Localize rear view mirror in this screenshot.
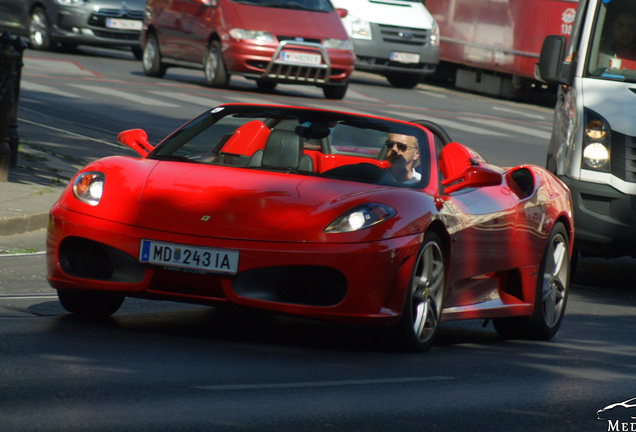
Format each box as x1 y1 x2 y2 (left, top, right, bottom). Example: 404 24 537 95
117 129 154 158
536 35 573 86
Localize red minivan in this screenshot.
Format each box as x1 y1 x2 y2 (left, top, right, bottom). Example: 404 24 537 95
141 0 355 99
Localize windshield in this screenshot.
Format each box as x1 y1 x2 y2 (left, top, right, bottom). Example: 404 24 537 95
586 0 636 82
229 0 333 12
150 105 429 188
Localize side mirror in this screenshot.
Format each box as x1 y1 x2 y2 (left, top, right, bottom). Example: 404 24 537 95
441 165 503 194
536 35 573 86
117 129 154 158
336 8 348 18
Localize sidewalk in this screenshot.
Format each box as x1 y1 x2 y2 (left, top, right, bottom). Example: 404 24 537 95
0 117 87 250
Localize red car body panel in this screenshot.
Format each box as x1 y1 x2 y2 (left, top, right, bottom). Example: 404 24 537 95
142 0 354 83
46 105 573 329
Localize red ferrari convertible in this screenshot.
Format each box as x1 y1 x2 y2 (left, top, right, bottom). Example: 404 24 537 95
46 104 573 351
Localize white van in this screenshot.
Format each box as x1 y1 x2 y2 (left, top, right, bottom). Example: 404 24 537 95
331 0 440 88
537 0 636 260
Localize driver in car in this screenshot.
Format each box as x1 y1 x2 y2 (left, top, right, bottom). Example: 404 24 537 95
384 133 421 184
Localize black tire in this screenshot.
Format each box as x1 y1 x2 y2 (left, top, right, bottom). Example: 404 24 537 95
131 46 143 61
256 80 277 91
323 81 348 100
386 73 423 89
393 232 445 352
204 40 229 88
58 290 125 317
493 222 570 340
142 32 167 78
28 7 52 51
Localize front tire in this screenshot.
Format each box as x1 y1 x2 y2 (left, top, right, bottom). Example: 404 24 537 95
493 222 569 340
394 232 445 352
204 40 229 88
323 81 348 100
29 7 52 51
58 290 125 317
386 73 423 89
142 32 167 78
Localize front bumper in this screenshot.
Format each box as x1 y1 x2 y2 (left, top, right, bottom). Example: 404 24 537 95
223 40 354 85
47 205 421 325
561 175 636 257
50 5 143 48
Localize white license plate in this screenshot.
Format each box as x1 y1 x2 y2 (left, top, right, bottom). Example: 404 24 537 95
390 51 420 64
106 18 143 31
139 240 239 275
279 51 321 65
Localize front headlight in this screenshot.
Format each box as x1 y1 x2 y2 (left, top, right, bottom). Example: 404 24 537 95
582 109 611 172
72 172 105 206
228 29 274 43
346 15 372 40
323 38 353 51
324 203 396 233
55 0 83 6
430 20 440 47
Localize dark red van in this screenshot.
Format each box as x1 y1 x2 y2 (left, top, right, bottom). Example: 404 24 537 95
141 0 355 99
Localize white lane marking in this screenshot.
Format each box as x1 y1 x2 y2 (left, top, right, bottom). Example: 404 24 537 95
18 118 123 149
463 118 552 140
21 80 86 99
68 84 180 107
193 376 455 391
416 89 448 99
0 251 46 257
147 91 222 107
0 294 57 299
492 106 546 119
384 111 511 136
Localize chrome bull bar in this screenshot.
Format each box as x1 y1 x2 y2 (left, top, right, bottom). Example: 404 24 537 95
263 40 331 84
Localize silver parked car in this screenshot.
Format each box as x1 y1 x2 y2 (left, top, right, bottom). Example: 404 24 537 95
0 0 146 58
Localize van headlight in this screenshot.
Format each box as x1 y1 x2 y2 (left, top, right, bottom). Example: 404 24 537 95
582 109 610 172
430 20 440 47
324 203 395 233
345 15 372 40
72 172 105 206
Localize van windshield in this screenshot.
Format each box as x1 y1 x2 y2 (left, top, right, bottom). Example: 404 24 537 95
586 0 636 82
229 0 333 12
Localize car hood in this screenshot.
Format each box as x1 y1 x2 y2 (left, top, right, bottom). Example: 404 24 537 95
228 2 349 41
137 162 385 239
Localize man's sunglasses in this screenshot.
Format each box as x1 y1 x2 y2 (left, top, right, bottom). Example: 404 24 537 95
385 140 416 152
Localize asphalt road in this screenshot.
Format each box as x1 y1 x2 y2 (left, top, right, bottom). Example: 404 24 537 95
1 45 635 432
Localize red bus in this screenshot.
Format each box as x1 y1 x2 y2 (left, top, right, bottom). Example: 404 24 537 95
425 0 578 97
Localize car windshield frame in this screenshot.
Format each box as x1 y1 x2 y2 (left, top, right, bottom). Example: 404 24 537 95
150 105 430 189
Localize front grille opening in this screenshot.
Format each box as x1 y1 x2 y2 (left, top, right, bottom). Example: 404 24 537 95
581 193 611 215
59 237 145 283
60 237 113 280
232 266 347 307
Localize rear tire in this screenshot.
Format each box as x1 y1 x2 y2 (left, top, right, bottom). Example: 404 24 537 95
493 222 569 340
142 32 167 78
256 80 277 91
58 290 125 317
393 232 445 352
131 46 143 61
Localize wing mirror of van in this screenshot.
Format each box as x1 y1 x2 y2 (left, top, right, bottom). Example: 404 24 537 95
535 35 573 86
336 8 348 18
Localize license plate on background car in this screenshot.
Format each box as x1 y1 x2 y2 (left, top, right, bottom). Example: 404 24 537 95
139 240 239 274
279 51 322 65
390 51 420 64
106 18 143 31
